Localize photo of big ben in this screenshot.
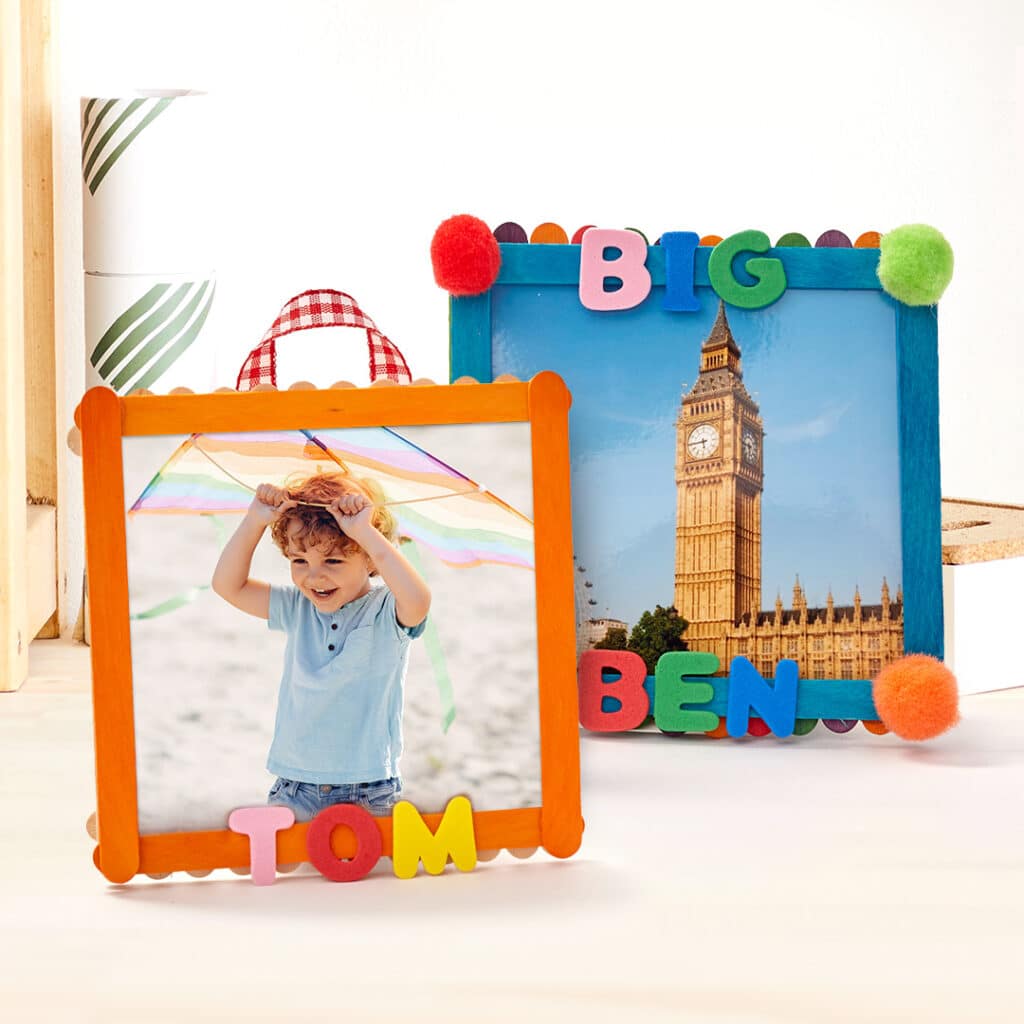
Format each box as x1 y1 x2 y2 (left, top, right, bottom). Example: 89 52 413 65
490 281 905 680
675 302 903 679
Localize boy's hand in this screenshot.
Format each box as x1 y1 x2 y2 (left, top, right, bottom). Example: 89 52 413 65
328 492 375 539
248 483 296 526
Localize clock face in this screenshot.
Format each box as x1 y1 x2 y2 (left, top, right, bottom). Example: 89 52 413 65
742 429 760 465
687 423 720 459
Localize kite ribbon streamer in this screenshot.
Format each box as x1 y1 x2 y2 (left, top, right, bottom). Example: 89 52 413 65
131 585 209 621
404 540 456 733
128 515 228 621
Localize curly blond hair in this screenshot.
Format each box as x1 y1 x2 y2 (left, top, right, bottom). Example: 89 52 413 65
269 471 396 567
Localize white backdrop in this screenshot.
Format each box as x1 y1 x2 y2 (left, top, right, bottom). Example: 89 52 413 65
54 0 1023 633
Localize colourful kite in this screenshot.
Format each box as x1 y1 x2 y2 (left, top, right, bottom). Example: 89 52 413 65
129 426 534 572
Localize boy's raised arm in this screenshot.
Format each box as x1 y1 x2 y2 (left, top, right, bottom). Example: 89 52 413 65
330 494 431 629
212 485 293 620
364 540 432 629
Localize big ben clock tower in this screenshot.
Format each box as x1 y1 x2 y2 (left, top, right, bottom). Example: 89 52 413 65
675 301 764 664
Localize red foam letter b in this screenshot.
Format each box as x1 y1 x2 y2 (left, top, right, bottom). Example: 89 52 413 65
578 649 649 732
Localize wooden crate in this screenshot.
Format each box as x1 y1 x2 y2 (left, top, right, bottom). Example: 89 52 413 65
942 498 1024 695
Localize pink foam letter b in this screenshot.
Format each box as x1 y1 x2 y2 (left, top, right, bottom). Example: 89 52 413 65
578 228 652 311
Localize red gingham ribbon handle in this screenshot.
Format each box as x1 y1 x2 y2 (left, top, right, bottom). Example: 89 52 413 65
235 289 412 391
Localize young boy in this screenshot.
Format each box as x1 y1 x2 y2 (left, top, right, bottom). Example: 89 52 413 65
212 471 430 821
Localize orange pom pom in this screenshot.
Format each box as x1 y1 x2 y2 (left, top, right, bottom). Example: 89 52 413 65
872 654 959 741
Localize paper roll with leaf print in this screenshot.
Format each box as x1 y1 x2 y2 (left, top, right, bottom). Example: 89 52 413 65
85 272 217 394
81 91 214 274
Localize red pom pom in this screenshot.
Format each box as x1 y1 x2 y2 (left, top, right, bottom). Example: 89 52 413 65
872 654 959 741
430 215 501 296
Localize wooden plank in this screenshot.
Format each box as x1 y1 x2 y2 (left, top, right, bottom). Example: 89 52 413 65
1 0 30 691
21 0 59 637
27 503 56 636
941 497 1024 564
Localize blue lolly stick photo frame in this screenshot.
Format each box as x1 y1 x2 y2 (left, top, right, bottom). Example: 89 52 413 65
449 236 943 735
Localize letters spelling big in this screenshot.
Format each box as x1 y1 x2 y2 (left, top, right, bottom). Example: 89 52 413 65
577 229 788 312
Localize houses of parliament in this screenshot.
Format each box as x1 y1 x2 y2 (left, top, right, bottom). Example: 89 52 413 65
674 302 903 679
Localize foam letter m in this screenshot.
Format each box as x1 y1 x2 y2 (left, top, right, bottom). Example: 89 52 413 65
392 796 478 879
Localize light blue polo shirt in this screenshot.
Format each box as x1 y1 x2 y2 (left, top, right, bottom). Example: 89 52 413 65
266 583 426 784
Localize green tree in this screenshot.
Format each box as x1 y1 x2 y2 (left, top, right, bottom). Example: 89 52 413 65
593 626 628 652
627 605 689 674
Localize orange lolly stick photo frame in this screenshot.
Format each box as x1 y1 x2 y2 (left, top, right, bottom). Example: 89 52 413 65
79 373 582 883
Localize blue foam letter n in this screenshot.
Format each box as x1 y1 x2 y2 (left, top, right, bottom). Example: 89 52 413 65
726 657 799 738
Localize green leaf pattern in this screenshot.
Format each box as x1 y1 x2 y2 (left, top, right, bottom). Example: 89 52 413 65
81 96 175 195
90 280 216 394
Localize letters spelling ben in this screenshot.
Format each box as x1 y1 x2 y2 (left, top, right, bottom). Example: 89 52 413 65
579 649 801 738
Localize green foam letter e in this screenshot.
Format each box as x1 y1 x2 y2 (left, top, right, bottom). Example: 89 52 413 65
654 651 720 732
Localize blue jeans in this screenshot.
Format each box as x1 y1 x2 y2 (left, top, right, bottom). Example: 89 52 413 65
267 776 402 822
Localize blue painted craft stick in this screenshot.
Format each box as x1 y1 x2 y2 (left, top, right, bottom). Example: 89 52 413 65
492 243 882 290
448 292 492 382
895 303 943 658
601 673 879 721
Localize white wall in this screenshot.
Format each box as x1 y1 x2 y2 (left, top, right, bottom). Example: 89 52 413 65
53 0 1023 633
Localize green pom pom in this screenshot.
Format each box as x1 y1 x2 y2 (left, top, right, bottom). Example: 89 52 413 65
877 224 954 306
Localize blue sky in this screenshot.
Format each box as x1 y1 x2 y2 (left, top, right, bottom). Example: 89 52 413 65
492 284 902 627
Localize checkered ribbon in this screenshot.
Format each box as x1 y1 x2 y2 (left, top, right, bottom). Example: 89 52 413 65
235 289 412 390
